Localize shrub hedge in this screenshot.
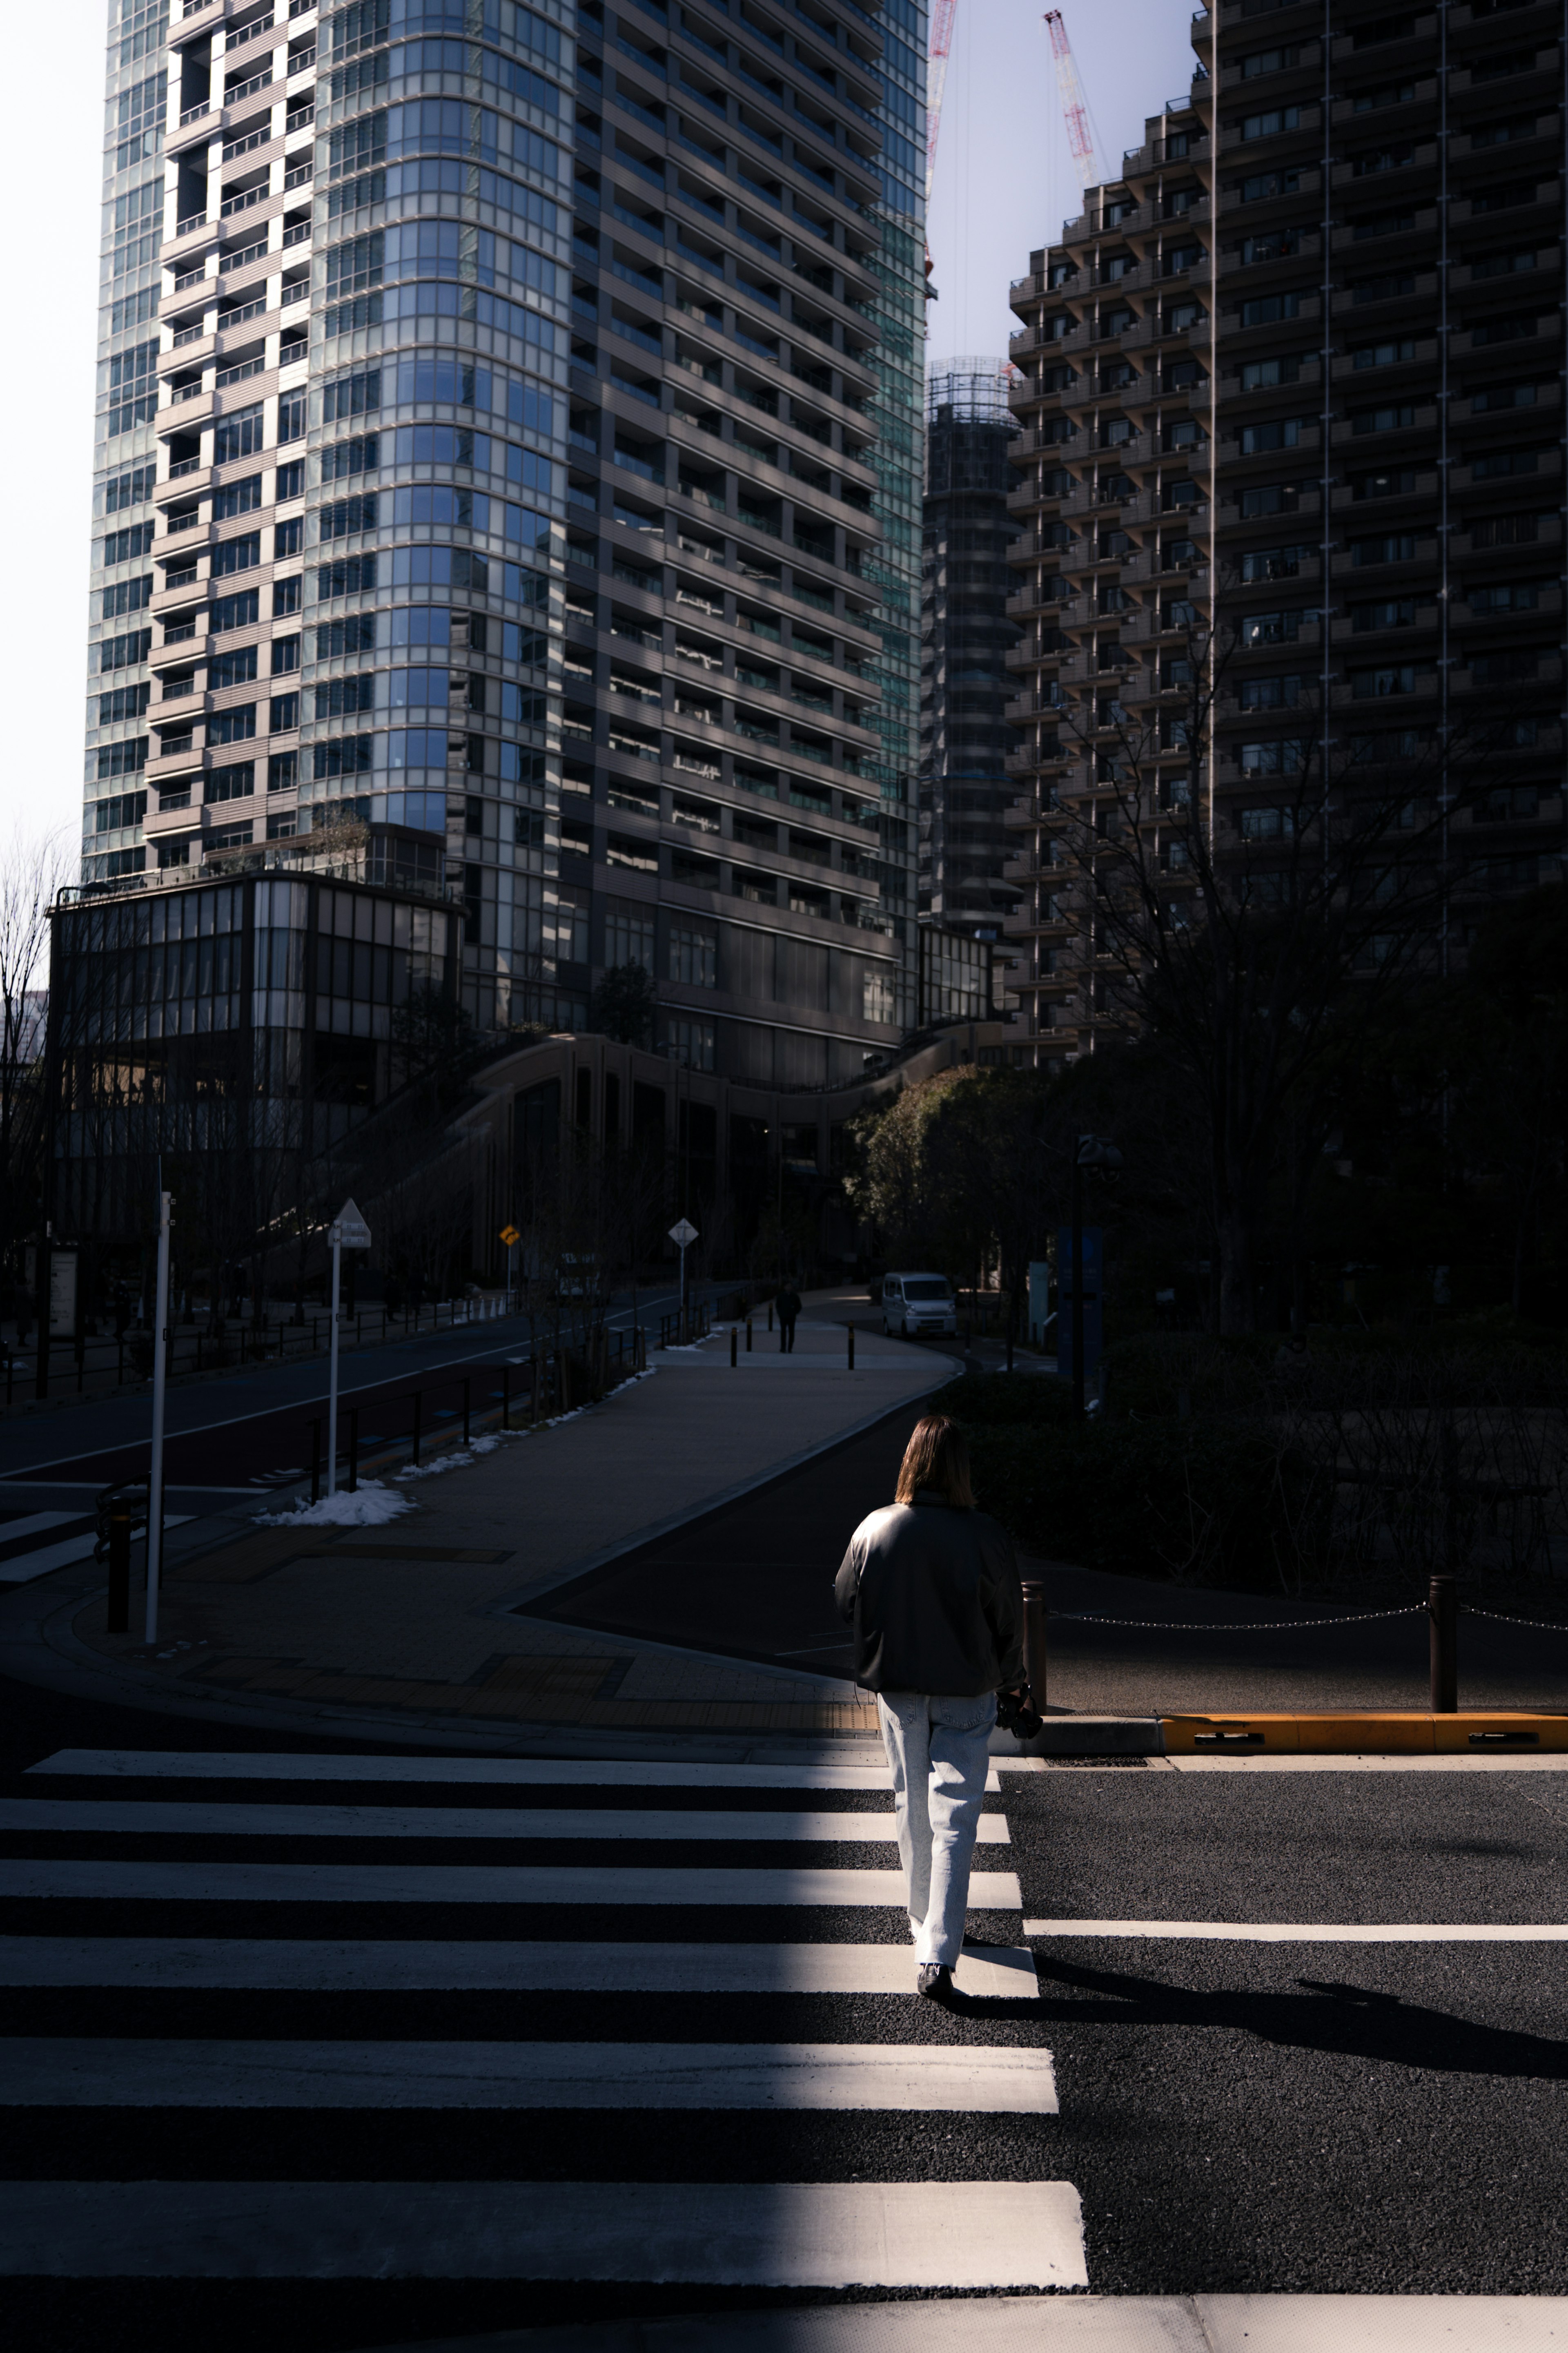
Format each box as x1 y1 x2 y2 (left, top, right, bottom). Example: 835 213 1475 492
962 1420 1312 1590
927 1372 1076 1428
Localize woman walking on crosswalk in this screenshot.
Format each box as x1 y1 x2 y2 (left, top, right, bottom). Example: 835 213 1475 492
834 1412 1026 2001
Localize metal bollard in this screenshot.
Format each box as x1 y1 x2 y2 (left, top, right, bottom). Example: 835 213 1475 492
310 1418 322 1505
348 1407 359 1494
847 1324 855 1372
411 1389 423 1467
1006 1330 1014 1374
1430 1574 1458 1713
502 1365 512 1431
731 1326 738 1367
462 1376 471 1448
767 1301 773 1332
746 1319 753 1352
1020 1577 1048 1724
106 1497 132 1635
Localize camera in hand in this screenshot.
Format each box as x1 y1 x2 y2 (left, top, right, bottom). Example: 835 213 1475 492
996 1686 1043 1743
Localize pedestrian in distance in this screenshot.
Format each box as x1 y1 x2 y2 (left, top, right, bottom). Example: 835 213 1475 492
775 1281 802 1354
834 1412 1026 2002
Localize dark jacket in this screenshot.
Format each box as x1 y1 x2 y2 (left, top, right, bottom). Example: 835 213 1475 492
834 1490 1024 1696
775 1287 802 1323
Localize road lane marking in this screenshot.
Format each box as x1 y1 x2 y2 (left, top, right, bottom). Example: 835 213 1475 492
0 1518 194 1586
0 1935 1041 1996
1167 1754 1568 1773
0 2179 1088 2286
0 1799 1009 1845
0 1859 1024 1907
1025 1919 1568 1941
29 1751 995 1791
0 2039 1058 2113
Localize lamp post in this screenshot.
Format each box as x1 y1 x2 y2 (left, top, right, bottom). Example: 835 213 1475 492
1070 1133 1122 1421
144 1187 172 1643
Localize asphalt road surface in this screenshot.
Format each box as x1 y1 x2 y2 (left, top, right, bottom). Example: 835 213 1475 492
0 1657 1564 2349
520 1397 930 1673
0 1290 697 1589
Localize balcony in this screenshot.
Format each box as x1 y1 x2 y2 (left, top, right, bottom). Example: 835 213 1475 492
223 12 276 52
223 68 274 110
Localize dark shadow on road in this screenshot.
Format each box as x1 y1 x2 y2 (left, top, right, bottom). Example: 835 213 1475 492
1031 1951 1568 2078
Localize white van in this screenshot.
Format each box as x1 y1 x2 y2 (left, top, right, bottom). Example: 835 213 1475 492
880 1272 958 1340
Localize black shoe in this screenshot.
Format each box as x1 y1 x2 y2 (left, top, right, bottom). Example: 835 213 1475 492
916 1963 953 2001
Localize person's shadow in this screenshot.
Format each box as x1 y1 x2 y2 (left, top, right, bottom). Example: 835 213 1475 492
984 1950 1568 2079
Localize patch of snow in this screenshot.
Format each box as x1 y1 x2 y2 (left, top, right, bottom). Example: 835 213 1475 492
256 1480 416 1528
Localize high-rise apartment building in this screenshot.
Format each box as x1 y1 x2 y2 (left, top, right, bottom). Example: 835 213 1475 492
84 0 926 1089
559 0 924 1086
918 355 1020 1023
1002 0 1564 1065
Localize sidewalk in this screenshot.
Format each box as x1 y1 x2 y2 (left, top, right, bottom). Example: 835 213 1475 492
33 1306 954 1744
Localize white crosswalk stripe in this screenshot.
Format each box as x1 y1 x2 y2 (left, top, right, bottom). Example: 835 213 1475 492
0 2037 1058 2112
0 1744 1079 2299
0 2180 1089 2288
29 1749 1004 1791
0 1798 1012 1844
0 1858 1025 1905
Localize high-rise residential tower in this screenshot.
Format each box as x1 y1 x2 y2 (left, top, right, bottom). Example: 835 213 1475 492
559 0 924 1085
84 0 926 1086
918 355 1020 1023
89 0 575 1033
1002 0 1565 1066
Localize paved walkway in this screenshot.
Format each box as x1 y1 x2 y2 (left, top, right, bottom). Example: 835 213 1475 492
31 1305 953 1744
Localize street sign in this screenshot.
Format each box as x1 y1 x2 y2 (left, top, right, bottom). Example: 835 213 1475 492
334 1196 372 1250
668 1218 699 1248
499 1223 520 1248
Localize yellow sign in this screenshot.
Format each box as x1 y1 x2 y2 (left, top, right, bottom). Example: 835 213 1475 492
499 1224 521 1248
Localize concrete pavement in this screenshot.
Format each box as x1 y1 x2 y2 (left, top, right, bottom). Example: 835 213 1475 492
12 1306 955 1744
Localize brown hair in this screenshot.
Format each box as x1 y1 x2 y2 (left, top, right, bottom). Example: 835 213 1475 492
895 1414 975 1509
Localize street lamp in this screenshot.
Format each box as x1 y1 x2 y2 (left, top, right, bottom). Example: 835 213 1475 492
1069 1133 1122 1421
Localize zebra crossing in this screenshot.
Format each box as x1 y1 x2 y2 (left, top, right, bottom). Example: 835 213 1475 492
0 1744 1087 2317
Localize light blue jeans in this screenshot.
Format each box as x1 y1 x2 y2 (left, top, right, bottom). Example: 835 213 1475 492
875 1689 996 1967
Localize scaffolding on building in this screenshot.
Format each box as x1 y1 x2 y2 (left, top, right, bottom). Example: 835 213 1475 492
925 357 1018 426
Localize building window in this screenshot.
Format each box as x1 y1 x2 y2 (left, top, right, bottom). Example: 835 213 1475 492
666 1018 715 1071
863 968 895 1024
606 899 655 969
669 922 717 988
555 890 591 963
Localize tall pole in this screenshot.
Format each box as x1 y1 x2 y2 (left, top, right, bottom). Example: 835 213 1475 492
144 1187 172 1644
1071 1146 1085 1422
327 1225 342 1497
679 1236 688 1336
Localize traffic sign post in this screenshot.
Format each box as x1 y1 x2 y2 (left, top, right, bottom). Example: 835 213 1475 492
668 1217 698 1337
500 1222 520 1310
327 1198 372 1498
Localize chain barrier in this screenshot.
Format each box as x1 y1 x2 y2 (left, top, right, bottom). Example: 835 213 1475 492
1461 1605 1568 1636
1047 1604 1427 1634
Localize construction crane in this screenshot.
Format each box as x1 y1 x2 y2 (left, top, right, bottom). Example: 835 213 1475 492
925 0 958 206
1043 9 1098 187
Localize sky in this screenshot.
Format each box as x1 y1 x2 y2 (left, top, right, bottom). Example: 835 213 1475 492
1 0 1203 863
923 0 1202 366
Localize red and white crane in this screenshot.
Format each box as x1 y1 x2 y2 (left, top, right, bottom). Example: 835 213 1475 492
925 0 959 205
1043 9 1098 187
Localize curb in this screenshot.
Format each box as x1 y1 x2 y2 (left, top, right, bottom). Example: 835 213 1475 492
1162 1710 1568 1755
1020 1711 1568 1757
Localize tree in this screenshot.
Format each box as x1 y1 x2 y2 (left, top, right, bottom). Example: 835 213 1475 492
1447 885 1568 1316
590 961 657 1048
842 1068 971 1267
0 827 68 1289
1038 597 1505 1330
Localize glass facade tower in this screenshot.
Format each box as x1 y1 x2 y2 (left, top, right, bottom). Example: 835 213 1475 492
84 0 925 1079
